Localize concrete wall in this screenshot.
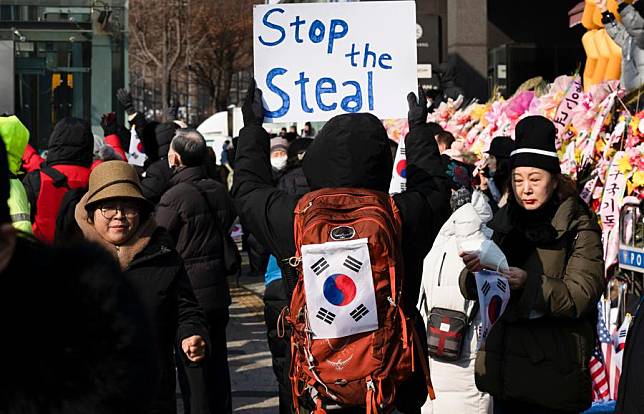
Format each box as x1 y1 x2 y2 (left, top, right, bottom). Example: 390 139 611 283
91 33 112 135
0 41 14 114
447 0 488 100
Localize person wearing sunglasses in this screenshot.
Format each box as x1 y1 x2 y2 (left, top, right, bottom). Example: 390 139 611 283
75 160 209 414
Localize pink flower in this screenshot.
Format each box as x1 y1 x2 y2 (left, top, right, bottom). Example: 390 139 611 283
505 91 534 120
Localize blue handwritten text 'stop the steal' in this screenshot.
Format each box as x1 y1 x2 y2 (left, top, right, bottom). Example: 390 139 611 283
257 7 395 119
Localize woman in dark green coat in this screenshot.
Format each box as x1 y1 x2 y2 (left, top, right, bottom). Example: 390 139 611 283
460 116 605 414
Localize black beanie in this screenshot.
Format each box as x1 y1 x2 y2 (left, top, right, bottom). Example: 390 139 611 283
487 136 515 159
511 115 561 173
0 139 10 224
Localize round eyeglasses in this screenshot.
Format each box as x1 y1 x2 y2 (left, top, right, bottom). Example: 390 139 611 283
99 204 139 220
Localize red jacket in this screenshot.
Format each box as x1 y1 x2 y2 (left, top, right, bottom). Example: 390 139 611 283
104 133 127 161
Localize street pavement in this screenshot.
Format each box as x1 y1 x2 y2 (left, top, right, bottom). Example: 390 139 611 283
228 279 280 413
177 274 279 413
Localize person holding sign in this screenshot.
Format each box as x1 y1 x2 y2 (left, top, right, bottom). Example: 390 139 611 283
459 116 604 414
232 80 450 413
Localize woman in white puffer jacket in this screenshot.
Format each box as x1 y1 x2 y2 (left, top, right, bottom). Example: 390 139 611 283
418 190 493 414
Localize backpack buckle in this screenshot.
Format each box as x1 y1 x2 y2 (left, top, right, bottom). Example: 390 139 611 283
287 256 302 267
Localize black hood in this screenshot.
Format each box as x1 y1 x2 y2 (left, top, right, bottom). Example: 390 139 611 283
155 122 178 158
46 117 93 167
303 113 392 192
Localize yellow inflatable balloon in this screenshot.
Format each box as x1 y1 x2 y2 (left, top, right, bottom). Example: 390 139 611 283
583 0 599 30
593 3 604 27
607 0 620 21
592 29 610 85
583 30 599 89
603 29 622 81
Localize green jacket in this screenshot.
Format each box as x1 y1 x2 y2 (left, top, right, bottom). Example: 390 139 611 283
460 196 604 411
0 116 32 233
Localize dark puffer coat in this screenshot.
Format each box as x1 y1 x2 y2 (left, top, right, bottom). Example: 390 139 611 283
460 196 604 412
156 165 236 313
122 227 209 413
232 113 451 412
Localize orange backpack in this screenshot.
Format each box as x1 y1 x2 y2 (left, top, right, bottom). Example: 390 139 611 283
285 188 434 413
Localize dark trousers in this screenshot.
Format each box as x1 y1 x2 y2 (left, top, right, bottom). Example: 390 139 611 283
493 398 578 414
177 309 232 414
264 279 293 414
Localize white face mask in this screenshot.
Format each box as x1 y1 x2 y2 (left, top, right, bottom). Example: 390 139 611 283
270 155 288 171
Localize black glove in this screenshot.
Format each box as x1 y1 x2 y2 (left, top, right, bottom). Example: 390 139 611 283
617 1 629 14
407 87 428 128
242 79 264 127
101 112 117 136
116 88 135 115
601 10 616 24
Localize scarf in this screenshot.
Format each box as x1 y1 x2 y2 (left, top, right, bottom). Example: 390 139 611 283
502 195 560 266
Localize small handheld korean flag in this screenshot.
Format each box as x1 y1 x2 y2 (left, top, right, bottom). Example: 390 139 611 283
389 137 406 194
126 127 147 167
475 270 510 349
301 238 378 339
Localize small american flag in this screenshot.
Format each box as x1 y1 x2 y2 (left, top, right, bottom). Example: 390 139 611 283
590 345 610 401
597 300 619 400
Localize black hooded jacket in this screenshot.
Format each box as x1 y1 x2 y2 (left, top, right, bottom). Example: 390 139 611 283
140 122 177 203
45 117 94 167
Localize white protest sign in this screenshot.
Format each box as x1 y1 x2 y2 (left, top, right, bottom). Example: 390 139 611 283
253 1 417 123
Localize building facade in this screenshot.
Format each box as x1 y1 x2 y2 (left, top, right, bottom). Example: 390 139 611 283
0 0 128 150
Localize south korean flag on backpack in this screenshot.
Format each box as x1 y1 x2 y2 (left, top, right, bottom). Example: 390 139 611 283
301 238 378 339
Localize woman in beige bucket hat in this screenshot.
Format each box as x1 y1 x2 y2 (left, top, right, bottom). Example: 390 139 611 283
75 160 209 413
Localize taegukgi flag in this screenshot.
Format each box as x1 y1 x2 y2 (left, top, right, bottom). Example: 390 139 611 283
475 270 510 349
126 127 147 167
301 238 378 339
389 136 406 194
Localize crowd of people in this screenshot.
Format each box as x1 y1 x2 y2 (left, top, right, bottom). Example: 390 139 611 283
0 79 641 414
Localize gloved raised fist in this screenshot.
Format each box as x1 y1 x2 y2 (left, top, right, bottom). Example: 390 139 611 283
407 87 428 128
116 88 135 115
100 112 117 136
242 79 264 127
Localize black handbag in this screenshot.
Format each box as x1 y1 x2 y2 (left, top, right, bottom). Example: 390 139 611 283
187 181 241 275
427 303 479 361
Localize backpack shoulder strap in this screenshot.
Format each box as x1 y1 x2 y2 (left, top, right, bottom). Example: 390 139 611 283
40 164 70 189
